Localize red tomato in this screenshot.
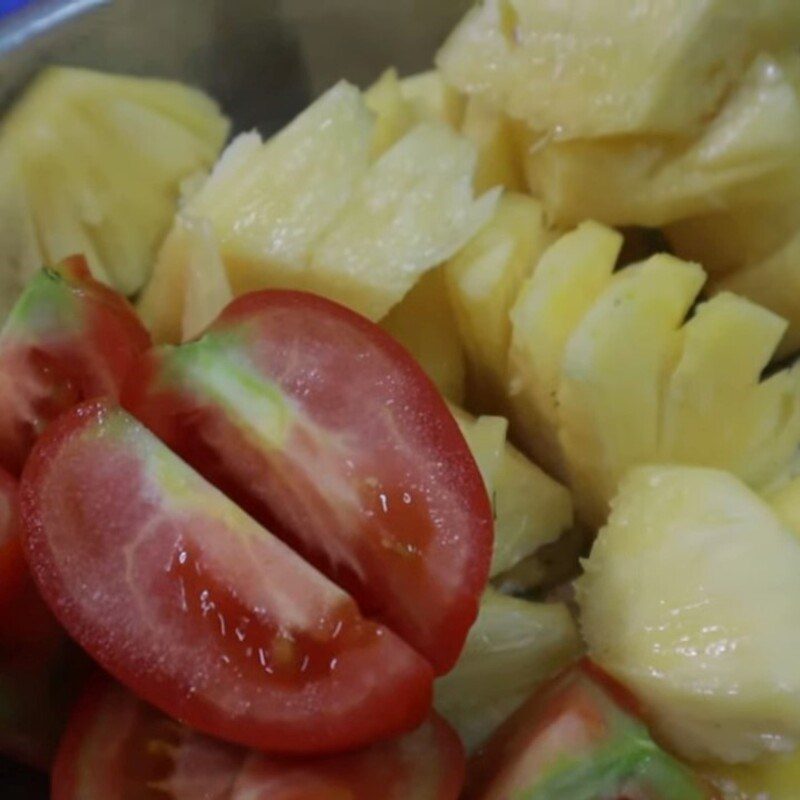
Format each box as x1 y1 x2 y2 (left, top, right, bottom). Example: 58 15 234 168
466 660 714 800
21 399 433 755
53 679 464 800
0 256 150 476
124 290 493 673
0 467 26 611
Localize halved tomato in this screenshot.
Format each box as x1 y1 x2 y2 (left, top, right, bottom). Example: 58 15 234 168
124 290 493 673
53 679 465 800
0 257 150 476
21 399 433 755
466 660 714 800
0 467 26 613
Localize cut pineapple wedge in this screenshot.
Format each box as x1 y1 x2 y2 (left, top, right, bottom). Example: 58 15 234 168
451 405 573 576
0 66 228 300
461 98 525 194
435 588 580 752
510 235 800 528
141 83 496 340
437 0 800 138
381 268 466 403
398 70 465 129
700 748 800 799
578 465 800 763
445 192 551 408
521 53 800 228
364 69 415 158
310 122 499 320
508 221 622 481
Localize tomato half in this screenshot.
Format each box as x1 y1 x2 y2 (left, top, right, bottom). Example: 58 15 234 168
0 257 150 476
21 399 433 754
0 467 26 612
53 679 464 800
466 660 714 800
124 290 493 673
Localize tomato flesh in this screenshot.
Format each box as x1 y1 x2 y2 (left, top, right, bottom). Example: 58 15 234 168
124 290 493 673
53 679 465 800
466 661 714 800
0 257 150 476
21 399 433 754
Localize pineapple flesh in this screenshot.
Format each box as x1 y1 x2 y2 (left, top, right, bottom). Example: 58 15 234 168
578 465 800 763
0 66 229 302
451 405 574 577
141 83 496 339
437 0 800 138
509 233 800 528
445 192 552 410
434 588 581 752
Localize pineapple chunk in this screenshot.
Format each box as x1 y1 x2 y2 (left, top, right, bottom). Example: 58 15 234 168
662 293 800 489
461 98 525 194
578 465 800 763
0 66 228 297
437 0 800 138
766 473 800 538
364 69 415 158
381 269 466 403
399 70 465 129
452 406 573 576
559 255 704 526
192 83 374 296
434 588 580 752
310 122 499 320
717 232 800 359
508 222 622 481
445 192 551 409
701 749 800 799
521 53 800 227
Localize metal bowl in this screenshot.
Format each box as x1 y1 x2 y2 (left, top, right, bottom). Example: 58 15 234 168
0 0 468 794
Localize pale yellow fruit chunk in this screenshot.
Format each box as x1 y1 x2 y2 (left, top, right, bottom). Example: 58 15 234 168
523 54 800 228
559 255 704 527
381 269 466 403
435 588 580 752
461 98 525 194
399 70 465 129
445 192 551 408
701 747 800 799
578 465 800 763
310 122 499 320
0 66 228 297
662 293 800 489
437 0 800 138
508 221 621 480
364 69 415 158
451 406 573 576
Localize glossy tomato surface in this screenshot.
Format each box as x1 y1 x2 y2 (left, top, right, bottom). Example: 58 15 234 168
21 399 432 755
124 290 493 674
53 679 465 800
0 257 150 476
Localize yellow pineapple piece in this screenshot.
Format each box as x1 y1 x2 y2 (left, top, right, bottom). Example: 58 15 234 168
399 70 465 129
578 466 800 763
700 747 800 799
0 66 228 297
381 269 466 403
364 69 415 158
435 588 580 752
559 255 704 527
437 0 800 138
520 53 800 228
662 293 800 488
445 192 551 409
452 406 573 576
461 98 525 194
310 122 498 320
508 222 622 480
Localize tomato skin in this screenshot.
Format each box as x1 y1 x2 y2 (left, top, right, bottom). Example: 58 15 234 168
0 257 150 476
53 678 464 800
22 399 433 755
124 289 493 674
